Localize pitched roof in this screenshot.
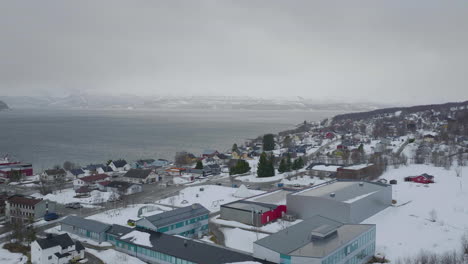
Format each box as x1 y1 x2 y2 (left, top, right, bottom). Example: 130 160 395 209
124 169 152 179
75 186 91 194
36 233 75 250
60 215 111 233
80 174 109 183
112 159 128 168
84 164 105 171
117 227 265 264
7 195 42 206
141 203 209 228
101 166 113 172
45 169 66 176
69 169 85 176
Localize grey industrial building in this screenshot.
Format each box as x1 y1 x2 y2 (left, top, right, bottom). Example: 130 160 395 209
253 215 376 264
220 200 285 227
60 215 111 243
287 180 392 223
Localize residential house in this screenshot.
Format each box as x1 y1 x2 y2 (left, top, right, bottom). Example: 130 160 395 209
83 164 105 174
202 149 219 158
74 186 91 196
165 167 186 176
68 169 86 179
423 134 436 143
31 233 85 264
205 164 221 175
105 181 142 195
136 203 210 238
109 160 130 172
134 159 171 169
96 166 114 175
123 169 158 184
336 164 379 180
60 215 111 243
5 195 56 223
73 174 110 190
41 169 69 182
253 215 376 264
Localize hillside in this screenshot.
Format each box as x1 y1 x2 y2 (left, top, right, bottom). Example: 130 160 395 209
332 100 468 122
0 100 9 111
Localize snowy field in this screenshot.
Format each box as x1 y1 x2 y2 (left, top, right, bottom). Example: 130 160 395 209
156 185 264 212
221 227 268 253
32 188 118 206
363 164 468 260
0 244 27 264
86 204 171 225
87 248 146 264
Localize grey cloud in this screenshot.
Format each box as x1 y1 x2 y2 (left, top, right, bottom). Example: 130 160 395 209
0 0 467 105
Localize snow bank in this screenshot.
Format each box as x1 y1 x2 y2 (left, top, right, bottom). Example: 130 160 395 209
0 243 28 264
32 188 118 206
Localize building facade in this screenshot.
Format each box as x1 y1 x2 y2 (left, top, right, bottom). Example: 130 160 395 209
60 215 111 243
287 180 391 224
253 216 376 264
136 203 210 238
220 200 286 227
5 195 56 223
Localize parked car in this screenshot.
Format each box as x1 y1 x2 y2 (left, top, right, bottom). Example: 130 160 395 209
44 212 59 221
65 202 83 209
127 219 136 227
389 180 397 185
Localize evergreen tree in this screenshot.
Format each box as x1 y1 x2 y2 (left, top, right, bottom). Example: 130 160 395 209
230 159 250 175
286 153 292 172
263 134 275 151
232 143 239 153
278 159 287 173
195 160 203 169
258 152 276 177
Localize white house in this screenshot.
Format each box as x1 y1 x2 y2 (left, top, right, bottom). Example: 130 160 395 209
31 233 85 264
41 169 72 182
122 169 158 184
73 174 110 190
109 160 130 172
105 181 142 195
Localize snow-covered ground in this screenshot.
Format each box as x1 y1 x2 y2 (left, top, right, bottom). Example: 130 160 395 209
363 164 468 260
0 244 28 264
86 204 171 225
87 248 146 264
32 188 118 207
280 175 329 186
221 227 268 253
156 185 264 212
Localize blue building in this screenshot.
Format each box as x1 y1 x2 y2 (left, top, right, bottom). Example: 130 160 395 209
253 215 376 264
136 203 209 238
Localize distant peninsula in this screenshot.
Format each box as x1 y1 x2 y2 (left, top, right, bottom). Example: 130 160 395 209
0 100 9 111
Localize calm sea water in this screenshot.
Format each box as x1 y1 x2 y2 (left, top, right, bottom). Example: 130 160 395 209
0 108 339 171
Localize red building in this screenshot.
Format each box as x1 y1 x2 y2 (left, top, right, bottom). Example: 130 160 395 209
404 173 435 184
0 163 34 179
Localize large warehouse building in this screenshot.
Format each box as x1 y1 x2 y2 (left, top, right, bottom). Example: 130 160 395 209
287 180 392 223
253 215 376 264
220 200 287 227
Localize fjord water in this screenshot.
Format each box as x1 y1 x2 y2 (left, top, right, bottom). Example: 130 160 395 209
0 108 339 171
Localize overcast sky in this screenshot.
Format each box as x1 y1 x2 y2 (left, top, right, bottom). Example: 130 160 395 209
1 1 467 105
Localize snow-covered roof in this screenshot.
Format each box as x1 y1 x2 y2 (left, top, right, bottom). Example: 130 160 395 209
311 165 342 172
121 230 152 247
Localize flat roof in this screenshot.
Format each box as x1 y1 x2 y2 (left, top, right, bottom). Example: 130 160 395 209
222 200 277 213
247 189 293 205
254 215 374 258
141 203 209 228
292 180 388 203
